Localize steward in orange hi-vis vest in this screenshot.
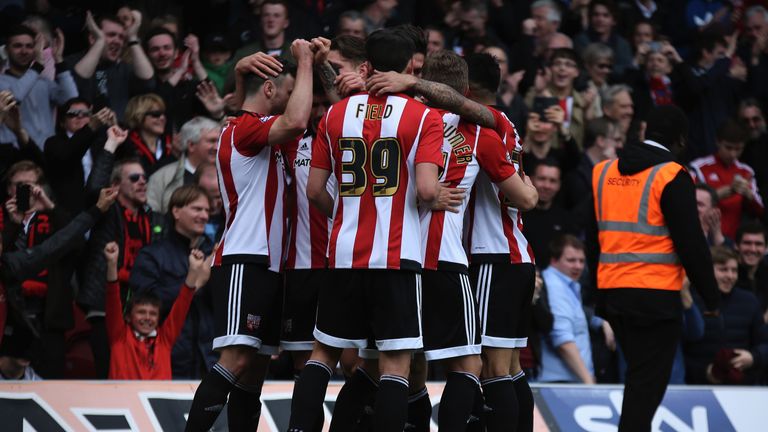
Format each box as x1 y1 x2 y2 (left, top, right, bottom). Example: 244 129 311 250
592 159 685 291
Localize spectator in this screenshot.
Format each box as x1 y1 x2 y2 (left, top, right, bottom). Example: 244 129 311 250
696 184 727 247
521 102 580 174
525 160 576 266
690 119 764 239
44 100 116 215
482 45 528 132
623 40 685 121
539 235 598 383
68 11 154 119
337 10 367 39
119 93 175 174
0 90 43 177
574 0 633 76
562 117 623 213
194 162 223 243
684 246 768 385
234 1 293 62
738 99 768 208
425 26 445 54
0 24 77 148
105 241 212 380
629 18 656 56
601 84 635 142
530 0 563 57
76 129 163 378
740 6 768 111
525 48 587 148
734 222 768 317
362 0 400 35
144 27 210 132
669 280 705 384
147 116 219 214
201 34 234 96
0 332 41 381
581 43 614 120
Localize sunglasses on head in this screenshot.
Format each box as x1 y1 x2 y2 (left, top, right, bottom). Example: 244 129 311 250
144 110 165 118
66 109 92 118
128 173 148 183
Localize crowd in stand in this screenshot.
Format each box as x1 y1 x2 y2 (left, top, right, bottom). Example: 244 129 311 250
0 0 766 387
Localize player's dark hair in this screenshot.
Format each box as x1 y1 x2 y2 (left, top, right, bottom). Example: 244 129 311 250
144 26 177 51
365 29 415 73
126 292 162 316
331 35 366 66
394 24 427 55
716 118 749 143
466 53 501 96
549 234 585 261
422 50 468 94
6 25 36 40
243 55 296 96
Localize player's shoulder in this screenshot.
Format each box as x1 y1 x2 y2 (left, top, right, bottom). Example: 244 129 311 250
228 111 278 128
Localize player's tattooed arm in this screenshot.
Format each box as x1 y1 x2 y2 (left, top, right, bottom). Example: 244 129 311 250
366 71 496 128
315 61 341 103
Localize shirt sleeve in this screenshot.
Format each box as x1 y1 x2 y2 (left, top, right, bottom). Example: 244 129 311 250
415 109 445 168
159 284 195 346
232 114 280 157
545 277 577 348
105 280 126 344
475 128 517 183
311 111 333 171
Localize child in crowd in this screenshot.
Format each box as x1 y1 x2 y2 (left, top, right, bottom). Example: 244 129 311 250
103 241 211 379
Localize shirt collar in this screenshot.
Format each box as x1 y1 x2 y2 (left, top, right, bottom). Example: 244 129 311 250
184 157 196 174
133 329 157 340
547 266 581 294
644 139 669 152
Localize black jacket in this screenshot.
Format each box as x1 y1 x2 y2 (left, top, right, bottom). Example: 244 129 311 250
43 126 104 215
129 230 217 379
586 141 721 320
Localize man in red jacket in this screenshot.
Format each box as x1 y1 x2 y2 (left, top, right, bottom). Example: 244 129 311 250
103 241 211 380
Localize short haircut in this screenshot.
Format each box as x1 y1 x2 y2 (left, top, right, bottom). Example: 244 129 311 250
339 10 363 22
735 221 767 244
331 35 367 66
179 116 220 152
460 0 488 15
716 118 749 143
601 84 632 108
365 29 415 73
242 55 296 96
194 161 217 183
126 292 162 316
6 25 36 40
584 117 617 148
422 50 468 94
261 0 290 18
168 184 211 213
124 93 166 130
710 245 739 265
531 0 562 22
549 47 580 67
695 183 719 206
589 0 617 18
745 5 768 21
738 97 764 115
582 43 613 66
549 234 585 260
144 26 177 51
466 52 501 96
110 157 143 184
694 30 726 59
3 160 44 188
98 14 124 29
533 157 561 177
394 24 427 55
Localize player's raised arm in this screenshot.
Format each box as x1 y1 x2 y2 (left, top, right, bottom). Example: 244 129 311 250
268 39 315 146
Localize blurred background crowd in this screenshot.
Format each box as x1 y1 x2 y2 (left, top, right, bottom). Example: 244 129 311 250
0 0 766 386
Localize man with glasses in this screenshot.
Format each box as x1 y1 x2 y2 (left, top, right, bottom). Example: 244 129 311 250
738 99 768 208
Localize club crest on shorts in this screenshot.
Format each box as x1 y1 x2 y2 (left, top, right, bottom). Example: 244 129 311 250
246 314 262 331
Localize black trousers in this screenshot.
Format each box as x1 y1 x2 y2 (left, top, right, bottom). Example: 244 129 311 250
603 305 681 432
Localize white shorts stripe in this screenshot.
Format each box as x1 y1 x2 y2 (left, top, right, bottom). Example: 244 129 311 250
460 274 471 345
234 264 243 335
227 266 236 335
416 274 423 337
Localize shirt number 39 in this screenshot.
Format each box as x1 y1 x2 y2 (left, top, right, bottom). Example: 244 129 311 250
338 137 401 197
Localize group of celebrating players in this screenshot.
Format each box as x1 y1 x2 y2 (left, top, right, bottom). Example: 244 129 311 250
184 25 540 432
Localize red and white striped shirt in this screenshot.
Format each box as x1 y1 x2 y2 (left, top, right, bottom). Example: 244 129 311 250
312 93 444 271
284 133 336 270
421 111 517 271
466 107 534 264
214 112 294 272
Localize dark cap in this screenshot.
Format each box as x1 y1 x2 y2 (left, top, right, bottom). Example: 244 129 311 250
0 327 33 360
202 33 231 53
644 105 689 149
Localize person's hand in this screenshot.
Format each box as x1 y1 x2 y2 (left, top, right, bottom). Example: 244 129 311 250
336 72 366 97
85 11 104 40
104 125 129 152
196 80 225 118
752 30 768 59
96 186 118 212
89 107 116 130
0 90 16 124
533 67 551 94
430 183 466 213
125 10 142 40
311 37 331 65
729 57 747 81
532 270 544 304
522 173 534 188
31 185 55 211
602 320 616 351
52 28 65 63
522 18 536 36
222 92 240 112
706 363 721 384
503 70 525 96
4 197 26 224
3 104 23 134
185 34 201 64
680 277 694 309
103 241 119 264
730 349 754 370
544 105 565 128
366 70 418 97
235 52 283 78
186 249 214 289
581 85 597 109
724 29 739 58
660 41 682 64
290 39 314 64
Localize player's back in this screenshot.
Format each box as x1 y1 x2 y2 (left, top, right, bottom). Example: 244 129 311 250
312 92 443 270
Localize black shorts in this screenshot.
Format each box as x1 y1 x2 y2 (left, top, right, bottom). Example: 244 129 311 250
469 262 535 348
211 263 283 354
422 270 481 360
281 269 325 351
314 269 422 352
